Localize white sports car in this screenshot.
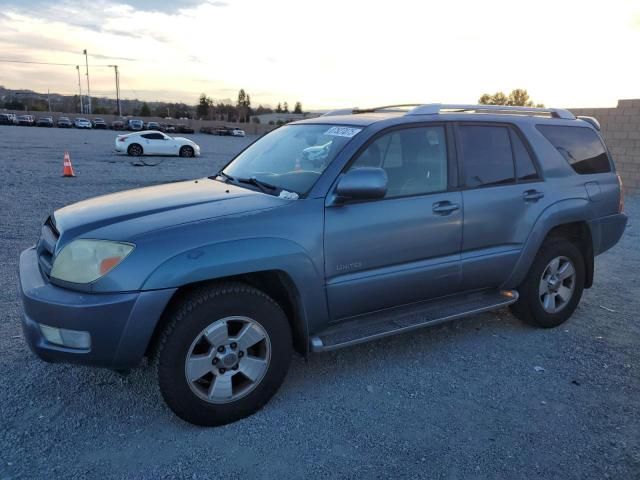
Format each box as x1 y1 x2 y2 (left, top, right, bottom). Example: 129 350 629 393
115 130 201 157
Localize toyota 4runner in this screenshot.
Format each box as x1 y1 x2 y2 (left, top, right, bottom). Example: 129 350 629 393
19 104 627 426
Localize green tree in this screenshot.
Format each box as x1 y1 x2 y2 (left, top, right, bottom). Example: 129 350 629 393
507 89 532 107
293 101 302 114
4 99 24 110
139 102 151 116
276 102 282 113
478 89 543 107
196 93 210 118
236 88 251 107
283 101 289 113
478 91 508 105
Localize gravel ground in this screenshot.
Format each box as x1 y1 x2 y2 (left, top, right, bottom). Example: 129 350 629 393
0 125 639 480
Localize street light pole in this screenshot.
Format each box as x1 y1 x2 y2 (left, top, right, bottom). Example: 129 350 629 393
76 65 83 114
108 65 121 117
83 49 92 114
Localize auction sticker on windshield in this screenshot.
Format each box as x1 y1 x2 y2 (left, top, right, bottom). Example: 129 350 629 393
324 126 362 138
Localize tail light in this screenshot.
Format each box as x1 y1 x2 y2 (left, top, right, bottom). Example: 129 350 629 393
617 174 624 213
118 136 125 142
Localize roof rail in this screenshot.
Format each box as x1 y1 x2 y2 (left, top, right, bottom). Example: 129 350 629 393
321 108 357 117
406 103 575 120
352 104 424 114
321 104 423 117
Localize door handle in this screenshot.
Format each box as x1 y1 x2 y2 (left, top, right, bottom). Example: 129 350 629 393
432 201 460 215
522 190 544 202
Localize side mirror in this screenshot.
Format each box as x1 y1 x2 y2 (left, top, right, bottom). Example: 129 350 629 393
334 167 387 203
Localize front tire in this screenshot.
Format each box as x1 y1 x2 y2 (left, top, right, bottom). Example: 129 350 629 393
179 146 194 158
510 238 585 328
157 282 292 426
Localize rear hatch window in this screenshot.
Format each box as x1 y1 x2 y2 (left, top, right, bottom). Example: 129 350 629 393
537 125 611 174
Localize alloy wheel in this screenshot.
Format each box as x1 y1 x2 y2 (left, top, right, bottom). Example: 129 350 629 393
184 316 271 404
538 255 576 313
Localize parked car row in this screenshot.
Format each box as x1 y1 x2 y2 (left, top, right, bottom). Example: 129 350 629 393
200 125 246 137
1 115 241 137
113 119 195 133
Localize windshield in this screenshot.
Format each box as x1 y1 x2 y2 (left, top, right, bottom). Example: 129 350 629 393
222 124 361 195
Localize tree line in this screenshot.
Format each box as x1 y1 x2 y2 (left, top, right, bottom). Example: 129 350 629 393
196 89 304 123
1 86 304 121
478 88 544 107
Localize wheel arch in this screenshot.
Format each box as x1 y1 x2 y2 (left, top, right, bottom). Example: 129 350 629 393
503 199 596 289
145 270 309 359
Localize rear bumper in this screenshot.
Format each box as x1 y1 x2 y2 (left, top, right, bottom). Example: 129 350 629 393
19 247 176 369
589 213 628 255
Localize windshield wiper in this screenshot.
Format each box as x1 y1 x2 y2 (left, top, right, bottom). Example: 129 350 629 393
215 171 235 183
235 176 279 194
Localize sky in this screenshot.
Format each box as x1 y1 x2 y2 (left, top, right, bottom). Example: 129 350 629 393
1 0 639 109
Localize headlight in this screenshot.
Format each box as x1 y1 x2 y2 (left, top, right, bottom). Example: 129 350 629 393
50 239 134 284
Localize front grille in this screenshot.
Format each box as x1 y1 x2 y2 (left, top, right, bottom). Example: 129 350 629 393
37 216 59 278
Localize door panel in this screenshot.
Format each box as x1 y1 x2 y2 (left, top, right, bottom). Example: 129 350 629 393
324 124 464 320
456 123 551 290
325 192 463 319
460 184 550 290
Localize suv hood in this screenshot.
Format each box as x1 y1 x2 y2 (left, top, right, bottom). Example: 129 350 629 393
53 178 287 246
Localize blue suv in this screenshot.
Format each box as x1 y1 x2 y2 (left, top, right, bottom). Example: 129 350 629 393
19 104 627 425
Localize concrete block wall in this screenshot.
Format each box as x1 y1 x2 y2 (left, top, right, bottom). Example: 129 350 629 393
571 99 640 193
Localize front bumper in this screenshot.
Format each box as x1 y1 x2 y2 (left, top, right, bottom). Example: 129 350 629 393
19 247 176 369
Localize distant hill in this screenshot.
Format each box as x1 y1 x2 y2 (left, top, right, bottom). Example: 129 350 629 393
0 86 203 118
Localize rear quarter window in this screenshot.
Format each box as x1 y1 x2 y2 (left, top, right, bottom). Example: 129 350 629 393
537 125 611 174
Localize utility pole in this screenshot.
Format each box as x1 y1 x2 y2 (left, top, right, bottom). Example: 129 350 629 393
108 65 121 117
83 49 92 114
47 89 51 112
76 65 83 114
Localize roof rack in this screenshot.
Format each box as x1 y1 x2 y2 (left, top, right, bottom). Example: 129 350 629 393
353 104 424 114
322 103 576 120
406 103 575 119
321 104 421 117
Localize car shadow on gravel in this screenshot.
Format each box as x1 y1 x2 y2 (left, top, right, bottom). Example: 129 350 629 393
20 307 532 429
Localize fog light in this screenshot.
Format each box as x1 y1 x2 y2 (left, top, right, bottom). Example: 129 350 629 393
39 324 91 349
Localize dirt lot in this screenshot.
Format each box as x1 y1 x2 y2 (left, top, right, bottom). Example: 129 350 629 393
0 125 639 479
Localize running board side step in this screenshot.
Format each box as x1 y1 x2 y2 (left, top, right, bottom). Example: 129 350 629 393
309 289 518 353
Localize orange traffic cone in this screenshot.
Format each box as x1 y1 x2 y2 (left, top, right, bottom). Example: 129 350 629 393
62 151 75 177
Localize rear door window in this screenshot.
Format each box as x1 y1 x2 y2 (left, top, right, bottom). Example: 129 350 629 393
458 125 515 187
537 125 611 174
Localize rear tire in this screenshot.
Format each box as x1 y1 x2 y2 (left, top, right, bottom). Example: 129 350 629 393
510 238 585 328
179 146 194 158
156 282 292 426
127 143 143 156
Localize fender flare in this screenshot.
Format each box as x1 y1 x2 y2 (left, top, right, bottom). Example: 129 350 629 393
503 198 594 289
141 237 328 342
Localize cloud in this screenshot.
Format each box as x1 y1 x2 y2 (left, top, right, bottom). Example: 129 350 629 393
90 53 138 62
2 0 227 15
